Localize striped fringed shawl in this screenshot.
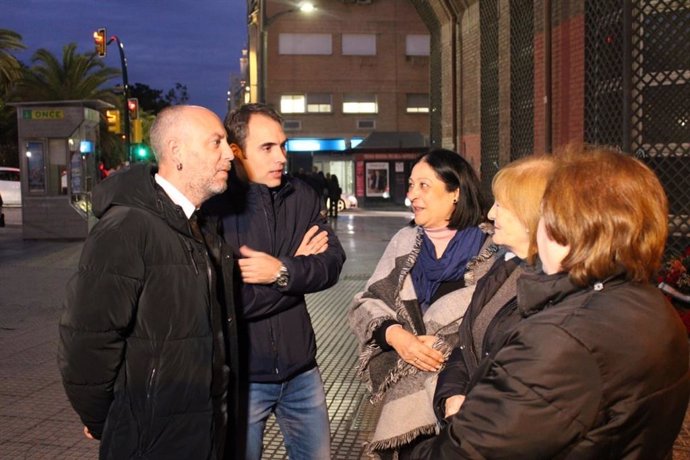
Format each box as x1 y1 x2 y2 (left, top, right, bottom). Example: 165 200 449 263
348 224 497 455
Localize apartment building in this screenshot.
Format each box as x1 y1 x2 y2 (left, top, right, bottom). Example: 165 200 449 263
247 0 431 206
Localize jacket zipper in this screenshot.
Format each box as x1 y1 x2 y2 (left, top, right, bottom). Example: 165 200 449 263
270 321 279 375
187 241 199 275
137 365 158 454
261 187 279 374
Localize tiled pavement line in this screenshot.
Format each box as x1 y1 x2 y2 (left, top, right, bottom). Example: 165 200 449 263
261 278 381 460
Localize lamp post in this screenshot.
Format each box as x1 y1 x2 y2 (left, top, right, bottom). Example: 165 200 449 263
107 35 132 162
258 0 315 103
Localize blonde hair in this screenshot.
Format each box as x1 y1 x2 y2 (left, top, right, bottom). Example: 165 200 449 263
492 155 556 264
541 145 668 285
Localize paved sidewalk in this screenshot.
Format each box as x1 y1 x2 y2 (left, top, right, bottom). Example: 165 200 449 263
2 210 690 459
0 211 411 459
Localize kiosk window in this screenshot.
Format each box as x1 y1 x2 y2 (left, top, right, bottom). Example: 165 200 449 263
26 141 45 193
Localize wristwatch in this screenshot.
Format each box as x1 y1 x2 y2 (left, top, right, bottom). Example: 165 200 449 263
274 264 289 288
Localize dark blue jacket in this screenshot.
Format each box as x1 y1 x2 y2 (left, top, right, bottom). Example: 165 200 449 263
206 167 345 383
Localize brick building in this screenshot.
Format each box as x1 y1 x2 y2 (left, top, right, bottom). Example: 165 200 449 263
246 0 431 206
412 0 689 254
245 0 689 250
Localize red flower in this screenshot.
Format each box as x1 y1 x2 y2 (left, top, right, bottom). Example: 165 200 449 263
659 247 690 296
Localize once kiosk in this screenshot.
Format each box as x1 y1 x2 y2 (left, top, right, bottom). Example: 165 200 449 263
10 100 113 240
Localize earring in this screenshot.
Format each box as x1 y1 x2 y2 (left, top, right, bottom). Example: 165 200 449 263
176 163 183 171
453 199 457 204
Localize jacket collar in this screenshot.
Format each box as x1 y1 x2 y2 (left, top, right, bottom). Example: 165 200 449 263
228 163 295 202
517 268 629 317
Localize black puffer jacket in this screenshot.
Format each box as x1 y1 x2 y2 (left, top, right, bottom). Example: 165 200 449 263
206 167 345 383
433 254 522 421
414 270 690 459
59 164 238 459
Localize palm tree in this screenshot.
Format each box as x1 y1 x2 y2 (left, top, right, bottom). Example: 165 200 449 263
0 29 26 95
13 43 126 166
0 29 26 166
13 42 120 103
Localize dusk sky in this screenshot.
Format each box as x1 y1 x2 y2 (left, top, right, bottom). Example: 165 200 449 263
5 0 247 117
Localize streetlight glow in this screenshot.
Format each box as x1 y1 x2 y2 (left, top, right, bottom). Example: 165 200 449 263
257 0 317 103
299 2 316 13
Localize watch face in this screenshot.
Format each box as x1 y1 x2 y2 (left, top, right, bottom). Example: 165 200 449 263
275 266 289 287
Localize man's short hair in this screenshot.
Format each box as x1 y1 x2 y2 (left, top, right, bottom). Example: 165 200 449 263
149 105 187 162
225 103 283 151
541 145 668 285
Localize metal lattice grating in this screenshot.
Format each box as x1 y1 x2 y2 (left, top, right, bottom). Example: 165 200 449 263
585 0 690 257
480 0 501 200
630 1 690 257
584 0 625 147
510 0 535 161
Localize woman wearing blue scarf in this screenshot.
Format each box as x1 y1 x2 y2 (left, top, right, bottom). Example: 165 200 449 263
349 149 497 459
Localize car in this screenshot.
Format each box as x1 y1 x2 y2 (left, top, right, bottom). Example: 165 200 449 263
327 193 358 213
0 167 20 207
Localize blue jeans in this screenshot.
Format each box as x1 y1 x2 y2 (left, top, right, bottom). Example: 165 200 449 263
245 367 331 460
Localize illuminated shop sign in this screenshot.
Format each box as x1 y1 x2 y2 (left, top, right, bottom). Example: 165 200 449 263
22 109 65 120
286 137 365 152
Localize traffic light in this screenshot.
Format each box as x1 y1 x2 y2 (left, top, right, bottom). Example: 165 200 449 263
132 119 143 143
133 144 152 162
106 109 121 133
93 28 107 57
127 98 139 120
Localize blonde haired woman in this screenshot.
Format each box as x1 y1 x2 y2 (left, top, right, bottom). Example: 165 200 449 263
433 154 556 421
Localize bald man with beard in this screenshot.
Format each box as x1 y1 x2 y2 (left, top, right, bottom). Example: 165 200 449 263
59 105 239 459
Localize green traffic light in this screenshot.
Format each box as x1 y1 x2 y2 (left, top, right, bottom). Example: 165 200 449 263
132 144 152 162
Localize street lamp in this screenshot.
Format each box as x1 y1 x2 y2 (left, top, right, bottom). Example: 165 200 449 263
94 29 133 162
258 1 315 103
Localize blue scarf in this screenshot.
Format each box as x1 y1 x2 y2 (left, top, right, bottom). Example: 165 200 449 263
411 226 485 313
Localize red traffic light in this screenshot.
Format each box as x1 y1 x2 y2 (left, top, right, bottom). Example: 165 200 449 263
93 28 107 57
127 98 140 120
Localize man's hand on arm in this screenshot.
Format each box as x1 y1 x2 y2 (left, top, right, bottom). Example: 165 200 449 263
238 245 283 284
295 225 328 256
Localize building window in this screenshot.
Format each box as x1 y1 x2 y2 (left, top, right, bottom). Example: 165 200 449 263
406 34 430 56
283 120 302 131
281 94 306 113
279 33 332 55
406 93 429 113
343 94 378 114
357 119 376 130
307 93 332 113
342 34 377 56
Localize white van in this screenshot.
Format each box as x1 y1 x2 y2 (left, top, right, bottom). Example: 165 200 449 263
0 167 21 207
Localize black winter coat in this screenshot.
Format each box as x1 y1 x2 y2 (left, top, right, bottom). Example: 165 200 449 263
59 164 238 459
206 168 345 383
433 254 522 421
414 270 690 459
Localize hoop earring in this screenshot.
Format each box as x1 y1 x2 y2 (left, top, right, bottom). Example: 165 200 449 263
176 163 183 171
